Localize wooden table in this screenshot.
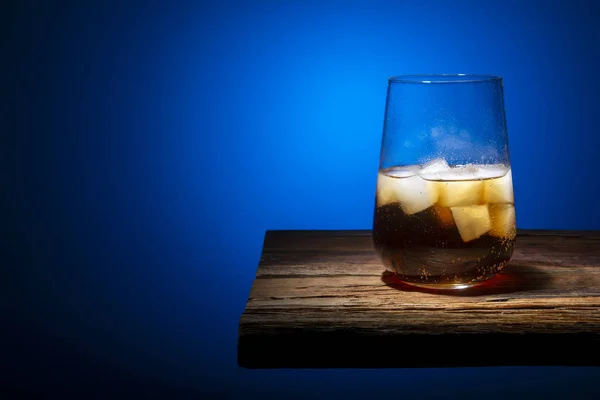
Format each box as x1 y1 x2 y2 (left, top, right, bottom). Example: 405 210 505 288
238 230 600 368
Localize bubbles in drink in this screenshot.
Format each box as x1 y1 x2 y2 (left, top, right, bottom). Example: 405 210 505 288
373 159 516 287
489 203 516 239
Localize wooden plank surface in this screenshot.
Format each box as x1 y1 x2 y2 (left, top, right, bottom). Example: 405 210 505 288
238 230 600 368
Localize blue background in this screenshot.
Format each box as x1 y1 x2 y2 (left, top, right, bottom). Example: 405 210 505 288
6 0 600 397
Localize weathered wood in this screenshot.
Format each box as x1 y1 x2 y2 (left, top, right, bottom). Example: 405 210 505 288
238 230 600 368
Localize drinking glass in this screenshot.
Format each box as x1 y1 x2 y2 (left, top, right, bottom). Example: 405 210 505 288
373 74 515 289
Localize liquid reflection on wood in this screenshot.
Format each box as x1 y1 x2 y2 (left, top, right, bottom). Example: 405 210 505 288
238 230 600 368
381 262 552 296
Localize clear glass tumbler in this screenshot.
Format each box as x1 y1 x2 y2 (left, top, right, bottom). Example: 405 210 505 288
373 74 516 289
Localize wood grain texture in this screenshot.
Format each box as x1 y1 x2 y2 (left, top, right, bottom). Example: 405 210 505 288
238 230 600 368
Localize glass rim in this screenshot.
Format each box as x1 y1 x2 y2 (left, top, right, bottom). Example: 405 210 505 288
388 74 503 84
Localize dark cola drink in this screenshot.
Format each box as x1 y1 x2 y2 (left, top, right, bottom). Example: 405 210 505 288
373 158 516 289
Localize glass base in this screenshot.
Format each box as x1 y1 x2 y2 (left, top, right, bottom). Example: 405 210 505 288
399 279 491 291
402 281 483 290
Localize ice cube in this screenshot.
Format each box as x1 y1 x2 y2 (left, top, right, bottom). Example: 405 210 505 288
376 167 420 207
489 204 516 239
419 158 451 180
450 205 491 242
387 165 421 178
484 169 514 204
376 173 400 206
433 165 508 207
376 173 438 215
397 176 439 214
438 179 484 207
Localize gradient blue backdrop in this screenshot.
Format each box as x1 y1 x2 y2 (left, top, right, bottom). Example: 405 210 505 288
6 0 600 397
